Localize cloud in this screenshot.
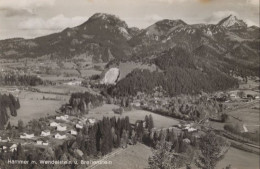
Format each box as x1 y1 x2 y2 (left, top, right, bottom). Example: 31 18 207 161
0 8 35 17
245 19 259 26
144 14 163 23
204 11 239 24
247 0 259 6
19 14 86 30
0 0 56 14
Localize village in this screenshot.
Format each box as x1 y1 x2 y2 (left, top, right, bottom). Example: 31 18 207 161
0 112 97 154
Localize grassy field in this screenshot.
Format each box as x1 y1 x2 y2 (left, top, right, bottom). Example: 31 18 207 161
94 143 153 169
217 147 260 169
91 143 260 169
33 85 95 95
87 104 179 129
9 91 68 125
227 101 259 132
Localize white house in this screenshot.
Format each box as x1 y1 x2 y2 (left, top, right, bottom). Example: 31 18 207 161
20 133 35 139
88 118 96 124
42 142 49 146
0 136 10 143
183 138 191 144
0 146 7 152
10 144 17 152
57 125 67 131
50 122 60 127
36 140 43 145
41 130 51 137
54 133 67 140
64 81 82 86
56 115 69 121
70 130 77 136
76 123 83 129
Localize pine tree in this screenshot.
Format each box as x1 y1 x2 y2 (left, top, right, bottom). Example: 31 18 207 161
148 114 154 131
18 120 24 132
6 122 11 130
16 143 24 160
148 141 178 169
195 131 229 169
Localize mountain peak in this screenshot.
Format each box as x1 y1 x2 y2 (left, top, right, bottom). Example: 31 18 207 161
89 13 119 20
218 15 247 28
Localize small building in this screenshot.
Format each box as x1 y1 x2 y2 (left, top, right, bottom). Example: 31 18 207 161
70 130 77 136
36 140 43 145
57 125 67 131
88 118 96 124
56 115 69 121
76 123 83 129
10 144 17 152
41 130 51 137
20 133 35 139
64 81 82 86
54 133 67 140
183 138 191 144
50 122 60 127
0 136 10 143
0 146 7 152
42 142 49 146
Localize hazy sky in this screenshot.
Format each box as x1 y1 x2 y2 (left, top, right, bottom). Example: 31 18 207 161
0 0 259 39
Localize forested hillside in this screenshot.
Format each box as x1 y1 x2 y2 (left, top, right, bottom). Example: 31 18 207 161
109 47 239 96
0 93 20 129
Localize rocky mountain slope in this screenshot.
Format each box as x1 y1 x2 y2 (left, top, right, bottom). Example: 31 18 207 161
0 13 259 95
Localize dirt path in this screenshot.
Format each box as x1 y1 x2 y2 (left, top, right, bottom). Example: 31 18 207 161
87 147 127 169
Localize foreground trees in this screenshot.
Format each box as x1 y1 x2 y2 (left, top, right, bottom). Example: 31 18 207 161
195 131 229 169
148 131 229 169
0 93 20 129
148 141 179 169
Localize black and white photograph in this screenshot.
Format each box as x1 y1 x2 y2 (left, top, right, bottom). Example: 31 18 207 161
0 0 259 169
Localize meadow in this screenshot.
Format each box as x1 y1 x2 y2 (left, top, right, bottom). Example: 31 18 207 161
87 104 180 129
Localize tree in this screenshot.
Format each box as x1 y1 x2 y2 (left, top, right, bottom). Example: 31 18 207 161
237 91 245 98
16 143 24 160
221 113 228 123
148 141 178 169
18 120 24 132
195 131 229 169
6 122 11 130
148 114 154 131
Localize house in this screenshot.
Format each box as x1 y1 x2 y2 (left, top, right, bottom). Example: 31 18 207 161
20 133 35 139
56 115 69 121
88 118 96 124
54 133 67 140
42 142 49 146
0 136 10 143
229 93 238 99
70 130 77 136
50 122 60 127
76 123 83 129
36 140 43 145
10 144 17 152
183 138 191 144
132 101 141 107
64 81 82 86
41 130 51 137
57 125 67 131
0 146 7 152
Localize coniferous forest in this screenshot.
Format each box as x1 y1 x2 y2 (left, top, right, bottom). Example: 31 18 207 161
0 93 20 129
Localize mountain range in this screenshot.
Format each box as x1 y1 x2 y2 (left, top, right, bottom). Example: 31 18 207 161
0 13 259 95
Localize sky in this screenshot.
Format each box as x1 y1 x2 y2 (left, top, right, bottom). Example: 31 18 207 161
0 0 259 40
